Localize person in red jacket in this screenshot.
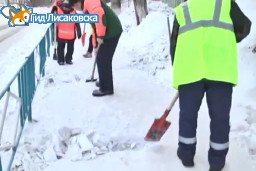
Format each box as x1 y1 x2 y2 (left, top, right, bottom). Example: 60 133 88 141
52 0 82 65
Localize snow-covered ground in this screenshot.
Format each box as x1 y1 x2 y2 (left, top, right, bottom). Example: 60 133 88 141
0 0 255 171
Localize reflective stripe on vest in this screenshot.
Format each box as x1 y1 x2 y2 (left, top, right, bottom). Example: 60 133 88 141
58 29 75 34
57 7 76 40
179 0 234 35
210 141 229 150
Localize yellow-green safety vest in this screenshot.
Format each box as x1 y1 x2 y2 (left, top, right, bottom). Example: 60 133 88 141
173 0 237 89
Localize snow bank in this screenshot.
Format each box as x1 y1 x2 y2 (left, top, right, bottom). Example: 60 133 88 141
230 0 256 162
119 1 173 88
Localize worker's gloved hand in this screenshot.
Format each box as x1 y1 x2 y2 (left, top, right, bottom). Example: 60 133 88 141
97 38 104 45
93 47 99 57
51 6 57 13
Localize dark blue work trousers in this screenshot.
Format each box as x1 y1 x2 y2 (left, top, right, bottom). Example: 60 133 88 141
177 80 233 169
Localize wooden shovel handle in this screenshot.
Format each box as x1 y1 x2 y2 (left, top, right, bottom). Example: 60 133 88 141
165 92 179 116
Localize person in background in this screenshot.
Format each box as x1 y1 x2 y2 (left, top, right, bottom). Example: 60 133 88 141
52 0 82 65
70 0 123 97
83 34 93 58
170 0 251 171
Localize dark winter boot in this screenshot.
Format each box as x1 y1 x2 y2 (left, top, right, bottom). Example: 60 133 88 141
209 167 223 171
92 89 113 97
83 52 92 58
66 61 73 65
58 61 65 65
177 150 194 167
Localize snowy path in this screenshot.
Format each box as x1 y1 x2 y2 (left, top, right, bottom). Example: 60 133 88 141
0 25 24 43
11 37 255 171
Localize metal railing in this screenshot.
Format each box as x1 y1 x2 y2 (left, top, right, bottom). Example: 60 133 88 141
0 24 53 171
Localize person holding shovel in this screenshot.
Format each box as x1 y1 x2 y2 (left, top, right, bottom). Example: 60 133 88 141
70 0 123 97
170 0 251 171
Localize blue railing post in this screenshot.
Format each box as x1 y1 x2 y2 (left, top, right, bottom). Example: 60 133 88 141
25 63 30 122
51 24 54 46
46 29 51 57
18 70 25 127
0 158 2 171
18 73 23 127
39 37 46 77
30 53 36 99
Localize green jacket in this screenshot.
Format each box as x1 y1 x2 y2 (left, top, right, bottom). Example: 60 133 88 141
100 1 123 39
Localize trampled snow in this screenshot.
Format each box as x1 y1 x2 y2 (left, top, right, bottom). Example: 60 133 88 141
0 0 255 171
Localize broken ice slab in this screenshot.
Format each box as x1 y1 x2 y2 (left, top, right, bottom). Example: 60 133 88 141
83 151 97 160
77 133 94 152
110 142 131 152
58 127 72 143
71 128 82 136
93 146 109 155
43 146 58 162
65 142 83 162
53 141 67 158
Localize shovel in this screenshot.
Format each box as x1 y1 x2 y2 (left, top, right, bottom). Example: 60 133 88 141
81 23 86 46
85 55 97 82
144 92 179 141
85 45 100 82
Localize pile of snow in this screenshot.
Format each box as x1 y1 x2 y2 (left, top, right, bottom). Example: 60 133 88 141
13 126 143 170
119 1 173 88
125 12 173 87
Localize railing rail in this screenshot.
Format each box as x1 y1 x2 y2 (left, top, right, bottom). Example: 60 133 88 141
0 24 53 171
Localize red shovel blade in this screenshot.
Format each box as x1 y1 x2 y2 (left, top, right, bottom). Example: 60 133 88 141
81 32 86 46
144 114 171 142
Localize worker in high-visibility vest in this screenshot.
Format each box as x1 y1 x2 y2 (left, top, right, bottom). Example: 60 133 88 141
52 0 82 65
70 0 122 96
170 0 251 171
